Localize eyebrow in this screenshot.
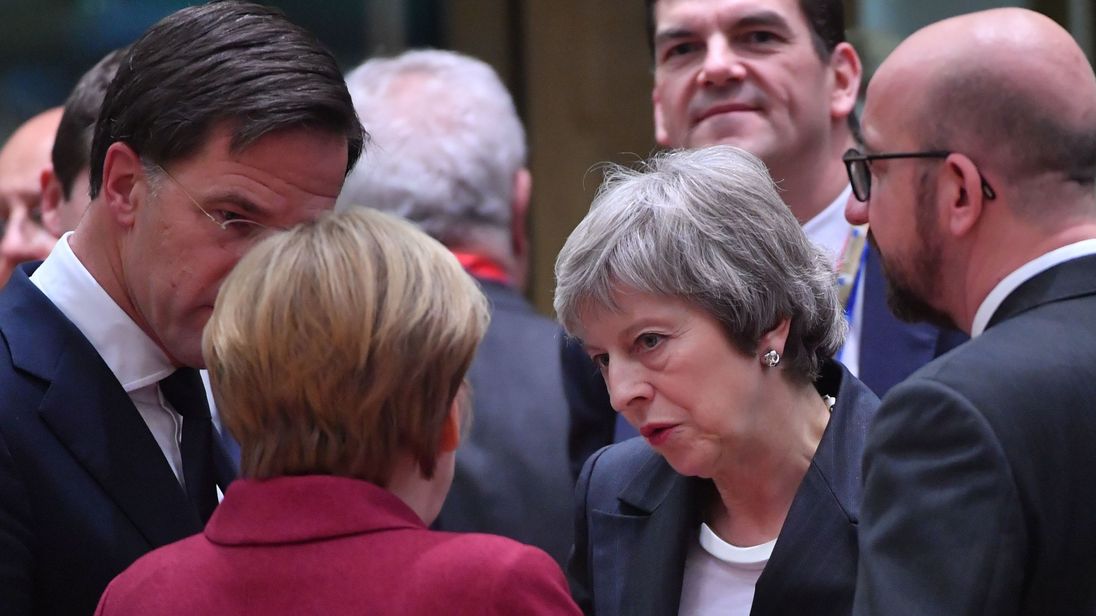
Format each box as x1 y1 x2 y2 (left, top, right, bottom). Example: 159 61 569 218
654 9 791 47
201 191 267 218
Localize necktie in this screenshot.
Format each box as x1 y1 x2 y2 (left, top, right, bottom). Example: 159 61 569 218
159 368 218 524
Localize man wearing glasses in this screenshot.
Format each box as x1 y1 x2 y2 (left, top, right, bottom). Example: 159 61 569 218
0 3 364 615
846 9 1096 615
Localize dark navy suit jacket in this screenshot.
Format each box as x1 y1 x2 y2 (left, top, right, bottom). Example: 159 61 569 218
572 361 879 615
0 264 235 616
563 245 965 478
433 280 573 568
855 255 1096 615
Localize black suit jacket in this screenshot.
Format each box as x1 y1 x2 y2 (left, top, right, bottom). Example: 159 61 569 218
854 254 1096 616
0 264 235 616
433 280 574 568
572 361 879 615
562 245 965 479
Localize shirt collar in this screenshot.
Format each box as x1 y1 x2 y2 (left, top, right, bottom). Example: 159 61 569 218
971 239 1096 337
30 232 174 391
801 184 854 264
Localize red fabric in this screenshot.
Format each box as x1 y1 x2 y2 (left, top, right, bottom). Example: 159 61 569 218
452 251 511 286
94 475 580 615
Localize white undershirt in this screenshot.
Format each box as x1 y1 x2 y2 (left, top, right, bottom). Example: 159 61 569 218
678 522 776 616
802 185 862 376
971 239 1096 337
31 233 186 486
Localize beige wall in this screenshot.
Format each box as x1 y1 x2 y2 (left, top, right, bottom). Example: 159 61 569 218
448 1 655 316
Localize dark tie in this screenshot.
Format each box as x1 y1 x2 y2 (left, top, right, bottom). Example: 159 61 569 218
159 368 218 524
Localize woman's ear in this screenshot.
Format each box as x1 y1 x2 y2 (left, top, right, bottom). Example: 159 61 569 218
758 317 792 356
438 399 462 453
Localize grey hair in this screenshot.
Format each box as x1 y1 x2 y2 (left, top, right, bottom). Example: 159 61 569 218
337 49 525 254
554 146 846 383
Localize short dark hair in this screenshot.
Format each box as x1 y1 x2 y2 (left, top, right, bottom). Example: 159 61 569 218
53 47 127 200
89 1 365 198
644 0 847 60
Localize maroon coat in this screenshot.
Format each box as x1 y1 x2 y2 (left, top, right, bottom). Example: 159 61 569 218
95 475 581 615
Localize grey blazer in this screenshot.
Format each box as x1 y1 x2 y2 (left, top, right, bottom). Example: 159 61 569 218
572 361 878 615
433 280 574 568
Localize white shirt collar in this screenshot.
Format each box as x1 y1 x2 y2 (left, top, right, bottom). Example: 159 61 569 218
971 239 1096 337
801 185 854 264
30 232 174 391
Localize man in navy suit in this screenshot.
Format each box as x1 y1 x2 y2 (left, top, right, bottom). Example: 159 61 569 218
564 0 965 477
337 50 574 570
0 3 364 614
846 9 1096 615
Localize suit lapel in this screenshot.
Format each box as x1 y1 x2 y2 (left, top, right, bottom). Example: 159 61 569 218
590 452 699 616
3 267 202 547
987 254 1096 330
753 362 873 616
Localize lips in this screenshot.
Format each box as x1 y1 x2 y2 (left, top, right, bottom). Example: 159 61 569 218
640 423 679 447
692 102 758 125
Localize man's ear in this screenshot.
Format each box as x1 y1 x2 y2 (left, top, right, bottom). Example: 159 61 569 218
653 87 671 147
39 167 64 238
828 42 862 122
508 168 532 290
100 142 145 228
941 153 989 238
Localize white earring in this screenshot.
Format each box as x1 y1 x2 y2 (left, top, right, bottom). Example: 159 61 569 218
762 349 781 368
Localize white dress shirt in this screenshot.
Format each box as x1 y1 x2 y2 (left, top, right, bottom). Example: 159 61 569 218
802 185 863 375
30 232 187 486
971 239 1096 337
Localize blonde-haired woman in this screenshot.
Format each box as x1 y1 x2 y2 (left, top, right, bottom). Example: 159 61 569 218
95 208 580 616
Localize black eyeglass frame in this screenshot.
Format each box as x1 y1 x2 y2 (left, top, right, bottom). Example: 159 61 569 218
842 148 997 202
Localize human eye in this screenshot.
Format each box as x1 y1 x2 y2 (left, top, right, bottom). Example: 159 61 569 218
660 40 703 63
739 30 781 46
635 332 665 352
214 210 265 237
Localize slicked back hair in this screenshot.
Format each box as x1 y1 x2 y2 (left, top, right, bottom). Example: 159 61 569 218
89 1 365 198
554 146 845 383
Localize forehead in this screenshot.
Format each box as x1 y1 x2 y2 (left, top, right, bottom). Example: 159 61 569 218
654 0 809 34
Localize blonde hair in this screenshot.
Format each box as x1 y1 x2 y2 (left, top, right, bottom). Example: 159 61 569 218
203 207 490 484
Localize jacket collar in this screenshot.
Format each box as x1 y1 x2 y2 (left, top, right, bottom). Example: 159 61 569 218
987 253 1096 331
1 264 208 546
205 475 423 545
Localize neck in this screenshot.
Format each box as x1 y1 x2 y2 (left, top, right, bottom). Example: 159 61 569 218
384 451 453 526
770 146 852 226
955 219 1096 332
706 379 831 546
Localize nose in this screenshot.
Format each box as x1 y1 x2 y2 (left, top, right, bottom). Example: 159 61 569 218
604 357 653 419
0 204 57 280
698 36 745 87
845 191 869 226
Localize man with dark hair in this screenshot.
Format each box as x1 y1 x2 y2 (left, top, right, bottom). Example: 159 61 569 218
847 9 1096 615
40 48 128 237
564 0 965 477
0 3 364 614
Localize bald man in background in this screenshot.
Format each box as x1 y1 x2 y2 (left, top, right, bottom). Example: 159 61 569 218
0 109 62 287
845 9 1096 615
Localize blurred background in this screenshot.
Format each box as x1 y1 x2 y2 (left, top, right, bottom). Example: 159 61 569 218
1 0 1091 314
